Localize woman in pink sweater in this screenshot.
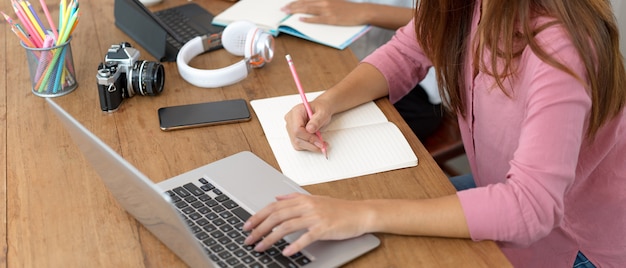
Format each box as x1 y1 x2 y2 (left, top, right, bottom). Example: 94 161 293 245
243 0 626 266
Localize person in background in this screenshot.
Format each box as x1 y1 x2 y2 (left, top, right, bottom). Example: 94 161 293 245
282 0 443 140
244 0 626 266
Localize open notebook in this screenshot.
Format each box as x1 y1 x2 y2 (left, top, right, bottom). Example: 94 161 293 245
212 0 370 49
250 91 418 185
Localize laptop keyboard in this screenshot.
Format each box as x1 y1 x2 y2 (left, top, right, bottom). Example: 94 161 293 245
165 178 312 268
155 8 203 49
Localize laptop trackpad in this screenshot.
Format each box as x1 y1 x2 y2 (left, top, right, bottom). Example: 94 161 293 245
238 179 307 213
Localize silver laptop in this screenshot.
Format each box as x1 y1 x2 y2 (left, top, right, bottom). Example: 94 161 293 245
47 98 380 268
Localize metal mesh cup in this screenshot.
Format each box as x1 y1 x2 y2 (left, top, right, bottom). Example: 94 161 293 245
21 37 78 97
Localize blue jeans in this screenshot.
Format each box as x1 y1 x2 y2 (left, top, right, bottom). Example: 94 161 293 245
448 173 476 191
573 251 596 268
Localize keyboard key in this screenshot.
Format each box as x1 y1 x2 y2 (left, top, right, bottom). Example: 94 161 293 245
219 224 234 233
198 194 211 202
227 230 241 239
218 236 231 245
274 255 298 268
215 194 229 202
222 200 239 209
181 206 195 215
205 199 219 207
183 183 204 196
231 207 251 221
213 218 226 226
210 230 225 239
210 244 225 253
258 255 272 264
249 262 263 268
172 187 190 197
206 212 219 221
189 212 202 220
191 201 204 208
195 231 209 240
201 183 215 191
208 253 220 262
203 238 217 247
295 256 312 266
219 211 234 219
203 223 217 233
225 257 240 266
227 217 241 225
225 242 239 251
197 206 211 215
265 247 280 256
196 218 209 226
184 196 197 203
174 200 188 209
218 251 233 260
212 205 226 213
242 255 255 264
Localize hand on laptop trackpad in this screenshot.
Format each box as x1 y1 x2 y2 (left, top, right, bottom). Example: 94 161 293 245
140 0 162 6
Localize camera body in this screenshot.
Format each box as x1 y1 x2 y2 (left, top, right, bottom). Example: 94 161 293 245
96 42 164 112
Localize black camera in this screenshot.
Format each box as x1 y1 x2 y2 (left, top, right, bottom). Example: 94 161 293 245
96 42 165 112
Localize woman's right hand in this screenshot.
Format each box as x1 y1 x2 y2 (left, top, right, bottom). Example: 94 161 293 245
284 98 333 153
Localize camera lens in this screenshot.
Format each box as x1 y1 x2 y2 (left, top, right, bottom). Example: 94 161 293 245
131 60 165 96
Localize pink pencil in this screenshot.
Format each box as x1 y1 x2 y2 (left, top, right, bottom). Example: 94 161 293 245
12 0 43 47
285 54 329 159
3 11 36 47
39 0 59 38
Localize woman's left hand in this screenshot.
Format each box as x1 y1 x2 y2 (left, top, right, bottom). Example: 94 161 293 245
282 0 369 26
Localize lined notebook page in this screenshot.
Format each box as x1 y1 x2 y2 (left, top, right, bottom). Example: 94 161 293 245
250 92 418 185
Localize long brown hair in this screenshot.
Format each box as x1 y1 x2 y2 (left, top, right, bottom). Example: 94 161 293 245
415 0 626 138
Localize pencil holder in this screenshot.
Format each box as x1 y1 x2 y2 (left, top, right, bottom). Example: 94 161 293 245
21 37 78 97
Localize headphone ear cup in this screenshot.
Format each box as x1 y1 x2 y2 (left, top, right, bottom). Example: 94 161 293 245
222 20 257 56
245 29 275 68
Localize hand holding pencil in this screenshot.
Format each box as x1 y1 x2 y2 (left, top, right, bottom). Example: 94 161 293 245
285 54 329 159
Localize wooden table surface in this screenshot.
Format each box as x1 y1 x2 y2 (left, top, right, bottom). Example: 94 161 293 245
0 0 511 267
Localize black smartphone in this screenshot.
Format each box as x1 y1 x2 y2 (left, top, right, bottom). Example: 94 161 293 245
158 99 251 131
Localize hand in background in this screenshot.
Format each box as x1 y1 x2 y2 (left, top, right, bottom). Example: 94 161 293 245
282 0 413 30
282 0 373 26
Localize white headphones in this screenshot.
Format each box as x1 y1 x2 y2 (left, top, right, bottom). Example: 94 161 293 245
176 20 275 88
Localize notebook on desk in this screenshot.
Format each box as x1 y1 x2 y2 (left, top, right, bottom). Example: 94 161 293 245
250 91 418 186
46 98 380 268
114 0 224 62
212 0 371 49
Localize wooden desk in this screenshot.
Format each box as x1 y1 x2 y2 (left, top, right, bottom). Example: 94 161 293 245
1 0 510 267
